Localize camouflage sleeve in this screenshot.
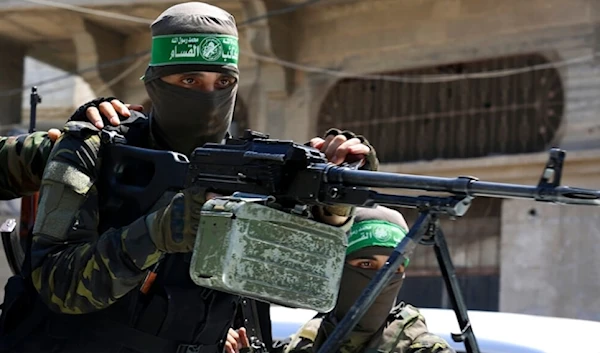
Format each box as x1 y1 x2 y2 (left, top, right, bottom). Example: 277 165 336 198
392 305 456 353
284 337 314 353
0 131 53 200
31 125 164 314
406 332 456 353
283 318 324 353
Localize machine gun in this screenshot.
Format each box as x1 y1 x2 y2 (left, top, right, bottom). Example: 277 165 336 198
101 129 600 353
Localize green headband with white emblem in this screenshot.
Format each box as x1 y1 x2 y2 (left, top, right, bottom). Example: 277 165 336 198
347 220 410 267
149 34 239 67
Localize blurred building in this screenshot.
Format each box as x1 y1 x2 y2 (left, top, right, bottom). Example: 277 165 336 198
0 0 599 320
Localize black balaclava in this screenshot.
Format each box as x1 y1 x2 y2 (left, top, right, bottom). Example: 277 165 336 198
332 206 410 336
143 2 239 156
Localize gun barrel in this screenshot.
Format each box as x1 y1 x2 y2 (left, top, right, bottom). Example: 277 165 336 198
329 168 600 205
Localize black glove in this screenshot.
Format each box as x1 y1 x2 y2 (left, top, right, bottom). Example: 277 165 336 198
67 97 118 124
146 186 208 253
324 128 379 171
64 97 148 143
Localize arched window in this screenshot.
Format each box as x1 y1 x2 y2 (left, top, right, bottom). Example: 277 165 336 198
317 53 565 163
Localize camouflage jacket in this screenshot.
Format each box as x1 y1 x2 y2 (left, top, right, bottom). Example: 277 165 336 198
0 132 53 200
283 304 455 353
30 118 164 314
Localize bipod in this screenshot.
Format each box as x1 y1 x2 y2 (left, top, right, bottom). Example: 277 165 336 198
420 210 479 353
317 193 481 353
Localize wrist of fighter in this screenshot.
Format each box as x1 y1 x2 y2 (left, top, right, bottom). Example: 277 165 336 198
145 211 169 253
312 205 355 229
121 216 164 271
145 188 206 253
145 202 195 254
321 204 354 218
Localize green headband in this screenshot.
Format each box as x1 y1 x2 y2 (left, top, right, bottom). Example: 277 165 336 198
347 220 410 267
149 34 239 67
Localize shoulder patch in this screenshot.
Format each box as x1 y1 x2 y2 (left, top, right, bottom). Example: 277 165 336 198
389 302 423 327
43 161 93 195
397 304 423 324
297 317 323 342
284 318 323 353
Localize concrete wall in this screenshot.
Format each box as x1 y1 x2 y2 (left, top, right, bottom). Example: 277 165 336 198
0 39 25 130
21 57 77 108
501 200 600 321
282 0 600 148
0 54 97 131
18 57 96 130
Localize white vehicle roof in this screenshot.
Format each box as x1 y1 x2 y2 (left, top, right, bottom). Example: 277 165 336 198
420 308 600 353
269 306 600 353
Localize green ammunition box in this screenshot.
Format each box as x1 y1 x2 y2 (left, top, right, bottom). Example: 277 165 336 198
189 197 348 312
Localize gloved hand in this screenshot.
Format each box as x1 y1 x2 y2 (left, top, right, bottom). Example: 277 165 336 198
323 128 379 171
67 96 145 129
145 186 207 253
311 128 380 219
